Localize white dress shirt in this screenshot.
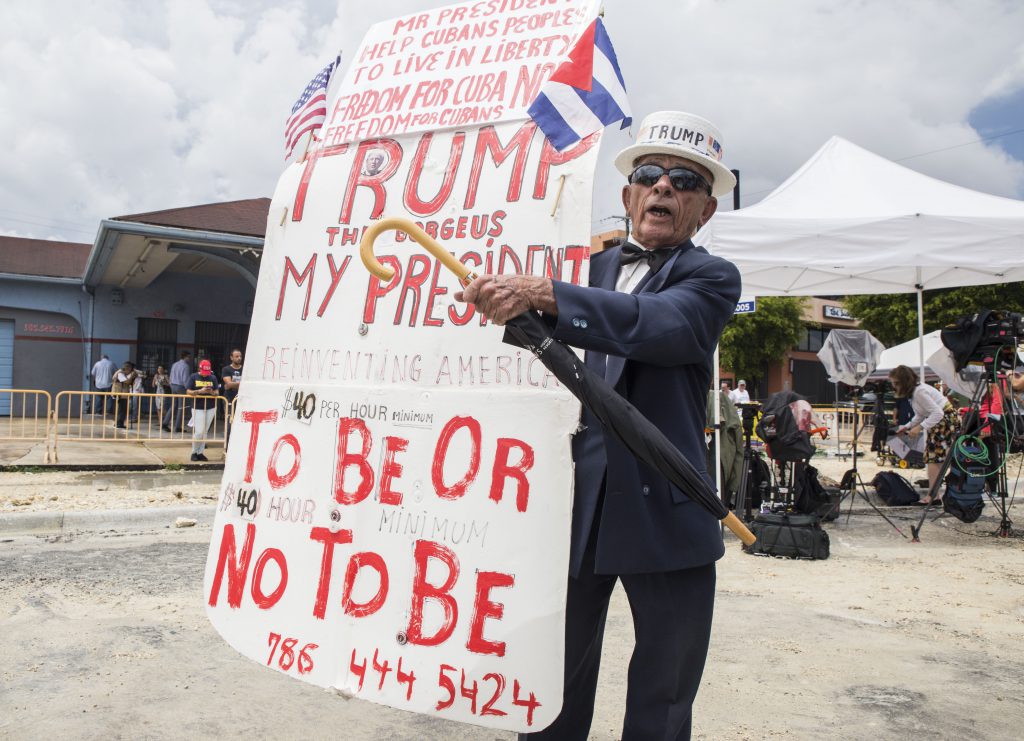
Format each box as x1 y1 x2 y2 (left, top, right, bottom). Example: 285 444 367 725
615 241 652 294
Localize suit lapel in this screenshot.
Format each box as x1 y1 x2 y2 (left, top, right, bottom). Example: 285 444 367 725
596 247 619 291
584 249 620 380
604 243 690 389
637 242 687 294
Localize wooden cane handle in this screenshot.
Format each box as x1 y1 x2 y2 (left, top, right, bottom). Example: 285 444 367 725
722 512 757 546
359 217 476 286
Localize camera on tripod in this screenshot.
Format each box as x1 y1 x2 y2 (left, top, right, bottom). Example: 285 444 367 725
942 309 1024 372
861 379 889 396
736 401 761 437
979 311 1023 346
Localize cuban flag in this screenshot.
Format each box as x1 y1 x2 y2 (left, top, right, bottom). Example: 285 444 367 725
527 18 631 151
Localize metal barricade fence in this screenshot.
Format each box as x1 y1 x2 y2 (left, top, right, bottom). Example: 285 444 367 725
53 391 230 462
812 405 873 453
0 389 53 462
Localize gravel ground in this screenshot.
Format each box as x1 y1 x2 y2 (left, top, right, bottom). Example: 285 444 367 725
2 446 1019 515
2 503 1023 740
2 453 1023 739
0 470 223 513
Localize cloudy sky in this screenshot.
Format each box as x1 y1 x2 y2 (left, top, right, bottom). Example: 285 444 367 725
2 0 1022 243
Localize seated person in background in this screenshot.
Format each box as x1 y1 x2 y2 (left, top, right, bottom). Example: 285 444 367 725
889 365 959 503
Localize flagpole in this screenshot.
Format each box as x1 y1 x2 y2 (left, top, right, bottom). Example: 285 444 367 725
300 133 315 163
550 175 567 217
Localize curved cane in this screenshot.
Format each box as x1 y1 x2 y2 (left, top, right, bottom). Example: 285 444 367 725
359 217 757 547
361 217 477 287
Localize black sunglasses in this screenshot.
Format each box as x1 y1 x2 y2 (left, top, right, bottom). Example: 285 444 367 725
629 164 711 195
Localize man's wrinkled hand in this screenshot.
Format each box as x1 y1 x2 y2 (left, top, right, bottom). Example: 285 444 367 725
454 274 557 325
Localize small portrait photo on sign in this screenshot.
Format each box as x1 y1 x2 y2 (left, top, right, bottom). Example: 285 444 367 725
362 149 389 176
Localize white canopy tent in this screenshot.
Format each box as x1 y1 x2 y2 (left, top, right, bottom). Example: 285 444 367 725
704 139 1024 497
866 330 943 381
702 137 1024 492
697 135 1024 378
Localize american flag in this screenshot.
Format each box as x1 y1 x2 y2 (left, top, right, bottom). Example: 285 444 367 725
284 57 339 159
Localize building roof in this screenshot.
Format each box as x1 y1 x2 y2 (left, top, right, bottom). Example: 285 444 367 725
112 197 272 238
0 236 91 278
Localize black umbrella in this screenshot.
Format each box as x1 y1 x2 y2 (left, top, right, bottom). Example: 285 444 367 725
359 218 756 546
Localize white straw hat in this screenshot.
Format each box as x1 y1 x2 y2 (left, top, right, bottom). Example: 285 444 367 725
614 111 737 197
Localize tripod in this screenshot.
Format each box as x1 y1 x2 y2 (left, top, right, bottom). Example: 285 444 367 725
838 389 908 538
911 372 1015 541
732 404 767 521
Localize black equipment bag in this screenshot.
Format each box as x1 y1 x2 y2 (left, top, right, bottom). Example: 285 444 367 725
794 464 837 520
734 454 772 511
745 511 830 559
817 487 842 522
940 310 993 371
943 443 987 523
871 471 920 506
750 454 771 509
870 394 890 453
756 391 815 462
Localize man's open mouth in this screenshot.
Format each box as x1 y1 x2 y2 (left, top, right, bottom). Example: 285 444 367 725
647 205 672 217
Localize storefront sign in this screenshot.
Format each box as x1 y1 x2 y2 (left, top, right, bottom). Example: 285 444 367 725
823 304 853 320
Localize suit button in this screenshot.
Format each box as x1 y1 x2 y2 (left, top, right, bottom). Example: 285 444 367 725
572 317 581 327
579 319 589 329
642 485 650 496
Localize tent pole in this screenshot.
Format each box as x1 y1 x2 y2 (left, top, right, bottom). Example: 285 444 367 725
834 381 841 458
916 274 925 381
713 346 723 506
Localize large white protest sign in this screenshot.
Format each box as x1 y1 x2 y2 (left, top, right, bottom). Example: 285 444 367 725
324 0 599 144
205 0 603 732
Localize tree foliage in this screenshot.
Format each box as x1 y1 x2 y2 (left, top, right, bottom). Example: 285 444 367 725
844 282 1024 346
719 296 807 397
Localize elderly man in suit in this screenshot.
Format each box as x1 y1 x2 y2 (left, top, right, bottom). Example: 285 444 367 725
457 111 741 740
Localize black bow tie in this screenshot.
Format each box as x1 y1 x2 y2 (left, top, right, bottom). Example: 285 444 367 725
619 242 675 272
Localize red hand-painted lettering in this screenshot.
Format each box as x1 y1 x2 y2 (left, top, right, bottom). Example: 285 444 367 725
407 540 460 647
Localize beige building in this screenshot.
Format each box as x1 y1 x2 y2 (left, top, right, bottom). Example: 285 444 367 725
768 297 859 403
591 229 625 254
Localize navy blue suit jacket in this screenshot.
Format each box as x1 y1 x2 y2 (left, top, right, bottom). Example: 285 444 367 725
550 241 741 576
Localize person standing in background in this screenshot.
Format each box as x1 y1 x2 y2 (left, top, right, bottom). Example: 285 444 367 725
152 365 171 415
112 361 137 430
220 348 243 444
186 359 221 462
91 354 117 414
890 364 959 502
729 379 751 404
162 350 192 433
129 365 146 427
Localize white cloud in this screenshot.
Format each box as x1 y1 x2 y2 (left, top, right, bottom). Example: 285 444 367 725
593 0 1024 215
0 0 1021 241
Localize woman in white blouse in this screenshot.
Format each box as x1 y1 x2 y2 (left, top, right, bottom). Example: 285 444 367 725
889 365 959 504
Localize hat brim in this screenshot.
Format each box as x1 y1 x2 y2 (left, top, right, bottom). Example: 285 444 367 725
615 144 737 198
